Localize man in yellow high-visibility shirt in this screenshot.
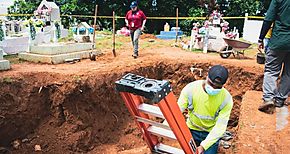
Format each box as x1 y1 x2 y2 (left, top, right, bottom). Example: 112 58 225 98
178 65 233 154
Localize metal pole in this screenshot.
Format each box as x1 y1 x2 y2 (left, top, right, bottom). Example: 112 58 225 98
112 11 116 57
92 5 98 50
175 8 179 43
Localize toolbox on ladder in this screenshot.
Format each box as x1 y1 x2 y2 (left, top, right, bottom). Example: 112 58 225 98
115 73 197 154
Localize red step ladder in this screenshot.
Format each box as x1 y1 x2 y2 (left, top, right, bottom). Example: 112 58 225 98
115 73 197 154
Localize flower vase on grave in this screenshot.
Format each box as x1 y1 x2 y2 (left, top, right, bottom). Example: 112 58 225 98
203 28 209 53
203 21 209 53
28 21 36 52
2 22 6 40
0 22 4 41
235 29 239 40
53 21 61 43
164 23 170 32
52 24 57 43
0 47 3 60
191 29 199 50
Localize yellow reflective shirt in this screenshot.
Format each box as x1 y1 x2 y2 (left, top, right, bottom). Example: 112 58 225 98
265 27 273 39
178 80 233 150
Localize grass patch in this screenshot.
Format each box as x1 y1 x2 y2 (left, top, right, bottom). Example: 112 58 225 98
96 30 112 35
2 77 13 83
72 75 82 83
140 41 151 49
4 54 24 64
95 35 130 50
191 49 203 53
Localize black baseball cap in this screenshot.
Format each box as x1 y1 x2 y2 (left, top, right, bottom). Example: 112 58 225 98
130 1 138 8
208 65 229 85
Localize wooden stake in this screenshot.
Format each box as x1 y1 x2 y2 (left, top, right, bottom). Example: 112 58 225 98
175 8 179 43
92 5 98 50
112 11 116 57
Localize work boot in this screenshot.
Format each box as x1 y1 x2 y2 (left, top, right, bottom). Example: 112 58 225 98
274 98 285 108
258 100 275 114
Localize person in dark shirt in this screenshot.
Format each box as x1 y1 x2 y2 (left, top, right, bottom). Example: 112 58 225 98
125 1 147 59
258 0 290 114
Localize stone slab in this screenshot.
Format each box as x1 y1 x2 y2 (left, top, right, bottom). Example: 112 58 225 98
0 60 11 71
160 31 183 36
19 50 101 64
0 36 29 54
156 35 182 40
3 45 28 54
30 43 93 55
0 29 69 54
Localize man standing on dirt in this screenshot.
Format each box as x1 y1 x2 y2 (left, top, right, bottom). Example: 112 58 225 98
178 65 233 154
258 0 290 113
125 1 147 59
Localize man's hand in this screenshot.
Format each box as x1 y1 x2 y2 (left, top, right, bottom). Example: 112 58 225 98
125 20 129 27
197 146 205 154
141 26 145 31
258 39 264 53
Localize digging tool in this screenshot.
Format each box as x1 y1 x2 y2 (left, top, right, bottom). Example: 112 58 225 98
112 11 116 57
175 8 179 43
92 5 98 50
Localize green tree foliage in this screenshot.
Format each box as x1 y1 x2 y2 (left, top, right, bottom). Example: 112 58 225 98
7 0 271 35
8 0 41 20
222 0 262 33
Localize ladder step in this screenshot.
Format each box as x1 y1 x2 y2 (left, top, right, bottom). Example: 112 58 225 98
136 116 171 130
155 143 185 154
138 104 164 118
147 126 176 140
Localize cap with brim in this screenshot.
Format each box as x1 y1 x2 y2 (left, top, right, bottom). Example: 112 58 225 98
208 65 229 85
130 1 137 8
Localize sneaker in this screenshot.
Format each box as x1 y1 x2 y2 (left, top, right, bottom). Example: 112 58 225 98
274 98 285 108
132 53 138 59
258 100 275 114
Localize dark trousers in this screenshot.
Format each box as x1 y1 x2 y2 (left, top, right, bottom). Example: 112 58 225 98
190 129 219 154
263 49 290 102
130 28 141 55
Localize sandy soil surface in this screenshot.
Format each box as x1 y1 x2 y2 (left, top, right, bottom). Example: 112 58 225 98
235 91 290 154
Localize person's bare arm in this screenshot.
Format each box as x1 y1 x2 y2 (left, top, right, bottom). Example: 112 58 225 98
141 19 146 31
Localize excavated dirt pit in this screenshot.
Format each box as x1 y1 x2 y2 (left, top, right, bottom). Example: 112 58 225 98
0 62 263 153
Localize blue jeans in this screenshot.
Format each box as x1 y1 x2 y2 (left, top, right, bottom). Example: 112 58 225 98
264 38 270 54
130 28 141 55
190 129 219 154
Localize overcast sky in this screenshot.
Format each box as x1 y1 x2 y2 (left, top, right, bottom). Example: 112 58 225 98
0 0 14 7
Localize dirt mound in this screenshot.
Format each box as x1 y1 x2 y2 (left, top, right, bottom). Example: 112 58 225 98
0 61 264 153
140 34 156 39
235 91 290 153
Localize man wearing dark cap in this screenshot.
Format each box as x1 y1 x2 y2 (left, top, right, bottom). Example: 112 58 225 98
178 65 233 154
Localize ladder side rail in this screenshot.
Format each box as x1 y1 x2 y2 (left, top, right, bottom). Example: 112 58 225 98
165 92 198 151
120 92 159 150
158 98 195 154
